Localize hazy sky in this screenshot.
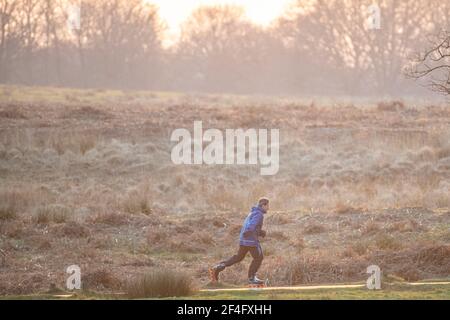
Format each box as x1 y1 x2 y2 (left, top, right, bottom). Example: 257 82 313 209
145 0 294 37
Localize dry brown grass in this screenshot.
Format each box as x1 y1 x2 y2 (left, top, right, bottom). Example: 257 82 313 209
270 230 289 241
146 228 169 245
266 213 293 225
352 241 370 256
88 212 130 226
54 221 90 238
361 220 381 236
1 93 450 295
126 269 193 298
377 100 406 112
83 269 123 291
271 253 366 285
49 132 98 155
0 189 30 221
61 106 112 121
387 219 423 233
369 245 450 281
33 204 71 224
375 234 403 251
303 223 327 235
334 202 361 215
0 203 18 221
122 188 152 215
0 104 27 119
0 249 7 267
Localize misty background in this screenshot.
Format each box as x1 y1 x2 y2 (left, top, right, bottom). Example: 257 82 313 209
0 0 449 96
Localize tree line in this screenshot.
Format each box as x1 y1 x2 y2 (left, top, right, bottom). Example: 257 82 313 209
0 0 449 95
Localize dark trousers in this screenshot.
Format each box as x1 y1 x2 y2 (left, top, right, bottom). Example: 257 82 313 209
221 244 263 278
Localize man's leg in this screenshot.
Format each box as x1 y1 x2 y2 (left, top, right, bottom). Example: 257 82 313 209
210 246 249 281
221 246 249 267
247 244 264 279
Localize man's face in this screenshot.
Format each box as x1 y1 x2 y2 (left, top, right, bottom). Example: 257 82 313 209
261 203 269 213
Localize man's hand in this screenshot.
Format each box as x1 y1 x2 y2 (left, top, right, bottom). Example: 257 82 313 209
259 230 266 238
243 231 252 237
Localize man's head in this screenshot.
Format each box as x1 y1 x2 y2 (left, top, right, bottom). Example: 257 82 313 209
258 197 270 213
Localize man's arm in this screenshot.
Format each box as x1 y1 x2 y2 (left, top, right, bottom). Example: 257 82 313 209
243 213 263 235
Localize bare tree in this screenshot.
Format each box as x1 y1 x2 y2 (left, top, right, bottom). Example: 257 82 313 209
15 0 42 83
0 0 19 82
175 5 270 93
75 0 164 88
41 0 66 85
0 0 448 95
407 31 450 95
277 0 442 95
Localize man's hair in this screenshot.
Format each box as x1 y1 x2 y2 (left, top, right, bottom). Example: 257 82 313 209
258 197 269 206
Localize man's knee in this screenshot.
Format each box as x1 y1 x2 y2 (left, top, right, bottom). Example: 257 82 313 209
253 246 263 262
252 251 263 263
236 253 247 262
225 253 245 266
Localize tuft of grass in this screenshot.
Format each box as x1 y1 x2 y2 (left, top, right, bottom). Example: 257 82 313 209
33 205 71 224
146 229 169 245
375 234 402 250
377 100 405 112
334 202 360 215
292 235 306 252
362 221 381 236
352 241 369 256
126 270 194 298
57 221 90 238
303 223 326 235
0 204 18 221
89 212 129 226
122 190 152 215
83 269 123 291
48 132 98 155
0 189 26 221
0 106 27 119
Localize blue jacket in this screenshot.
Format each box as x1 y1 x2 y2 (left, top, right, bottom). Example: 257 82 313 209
239 206 264 247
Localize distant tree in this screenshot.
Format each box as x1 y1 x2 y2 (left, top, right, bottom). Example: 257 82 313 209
15 0 43 83
175 5 270 93
277 0 443 95
41 0 65 85
72 0 164 88
0 0 19 82
407 31 450 95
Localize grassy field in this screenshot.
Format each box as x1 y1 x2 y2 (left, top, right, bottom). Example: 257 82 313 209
0 85 449 299
194 283 450 300
2 282 449 300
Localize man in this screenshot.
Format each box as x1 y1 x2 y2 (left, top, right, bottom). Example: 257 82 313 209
209 197 269 285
